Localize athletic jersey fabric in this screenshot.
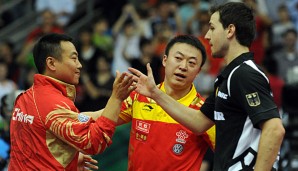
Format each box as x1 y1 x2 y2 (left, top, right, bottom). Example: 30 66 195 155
201 52 281 170
9 74 115 170
120 83 215 171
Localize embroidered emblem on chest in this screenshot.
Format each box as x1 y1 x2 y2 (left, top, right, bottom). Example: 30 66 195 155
172 130 189 155
142 104 154 111
172 144 184 155
136 131 147 141
136 120 151 133
175 130 189 144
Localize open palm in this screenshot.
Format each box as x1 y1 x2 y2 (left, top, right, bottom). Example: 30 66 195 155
128 63 158 98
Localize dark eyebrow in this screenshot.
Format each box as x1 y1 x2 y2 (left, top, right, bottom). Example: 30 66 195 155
176 51 184 56
175 51 198 60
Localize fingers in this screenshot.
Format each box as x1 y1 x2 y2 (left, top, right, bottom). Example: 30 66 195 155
84 162 99 170
83 155 98 164
123 75 137 93
128 67 143 77
119 73 133 88
146 63 153 78
128 84 137 92
83 155 99 170
114 70 126 83
83 154 92 160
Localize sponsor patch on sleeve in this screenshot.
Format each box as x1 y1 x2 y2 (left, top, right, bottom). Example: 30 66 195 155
245 92 260 107
78 113 90 122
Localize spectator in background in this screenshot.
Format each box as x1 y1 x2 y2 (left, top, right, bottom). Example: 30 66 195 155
186 9 210 35
129 37 162 83
111 3 143 75
151 1 182 36
79 53 115 112
0 41 15 65
0 41 19 83
76 26 104 73
243 0 272 66
179 0 210 34
132 1 154 39
16 9 64 67
92 17 114 58
271 4 295 49
273 29 298 85
286 0 298 31
35 0 76 27
0 60 17 107
0 90 24 171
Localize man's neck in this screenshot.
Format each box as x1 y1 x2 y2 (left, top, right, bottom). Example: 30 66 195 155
163 81 192 100
225 45 250 65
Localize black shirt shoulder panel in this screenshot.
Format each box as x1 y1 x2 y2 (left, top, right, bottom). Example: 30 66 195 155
229 61 280 127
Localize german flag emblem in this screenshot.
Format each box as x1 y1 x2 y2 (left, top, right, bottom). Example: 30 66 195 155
246 92 260 106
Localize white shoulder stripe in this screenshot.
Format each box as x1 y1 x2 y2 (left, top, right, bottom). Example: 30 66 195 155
244 60 269 83
227 60 269 97
227 66 240 96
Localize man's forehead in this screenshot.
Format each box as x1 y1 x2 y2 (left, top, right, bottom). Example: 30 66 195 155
210 12 220 24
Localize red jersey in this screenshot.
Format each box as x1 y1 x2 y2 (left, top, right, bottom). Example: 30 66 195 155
9 74 115 170
120 83 215 171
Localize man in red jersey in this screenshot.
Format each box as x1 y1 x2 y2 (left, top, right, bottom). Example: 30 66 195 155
119 35 215 170
8 33 135 170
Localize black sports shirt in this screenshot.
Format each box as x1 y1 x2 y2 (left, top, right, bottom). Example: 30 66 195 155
201 52 281 171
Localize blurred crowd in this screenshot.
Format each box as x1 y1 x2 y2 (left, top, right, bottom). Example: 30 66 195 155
1 0 298 170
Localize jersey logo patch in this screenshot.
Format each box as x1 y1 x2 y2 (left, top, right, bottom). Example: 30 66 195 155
172 144 184 155
175 130 188 144
136 131 147 142
142 104 154 111
217 91 228 99
246 92 260 106
214 111 225 120
136 120 151 133
78 113 90 122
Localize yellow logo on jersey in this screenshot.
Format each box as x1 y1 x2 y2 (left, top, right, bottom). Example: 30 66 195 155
136 132 147 141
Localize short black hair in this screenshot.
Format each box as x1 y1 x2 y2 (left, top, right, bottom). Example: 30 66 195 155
210 2 256 47
33 33 73 74
165 35 207 68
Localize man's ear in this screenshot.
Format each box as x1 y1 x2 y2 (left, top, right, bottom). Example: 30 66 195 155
162 55 168 67
46 57 56 71
227 24 236 39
